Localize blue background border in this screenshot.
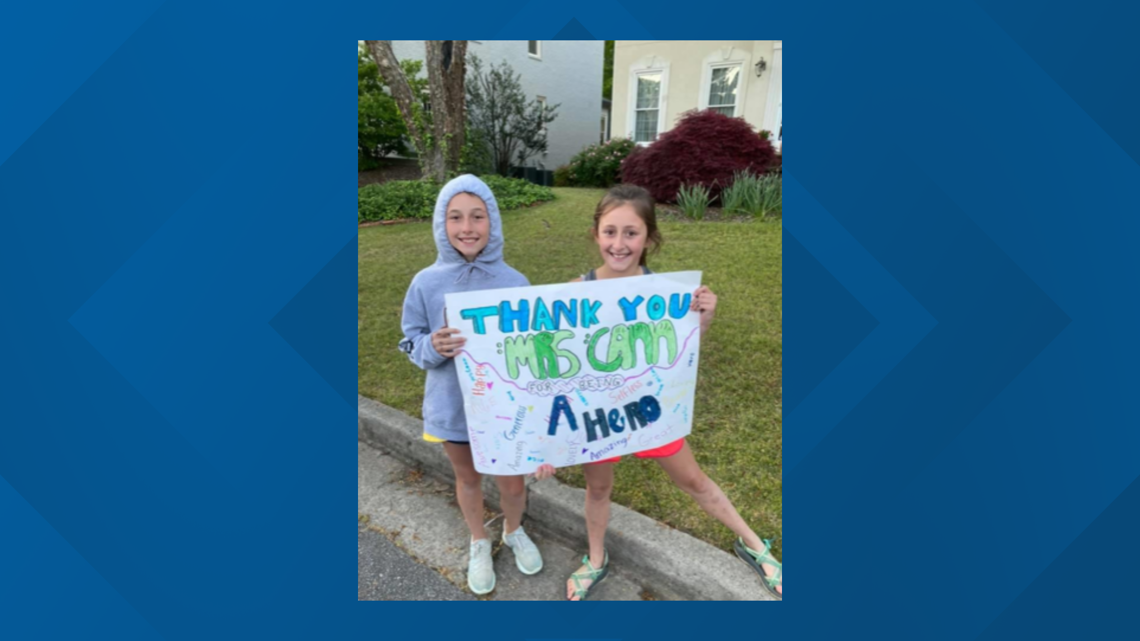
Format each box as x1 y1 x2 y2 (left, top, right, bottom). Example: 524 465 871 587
4 1 1139 638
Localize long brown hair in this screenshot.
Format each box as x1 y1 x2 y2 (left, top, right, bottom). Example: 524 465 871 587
591 184 663 267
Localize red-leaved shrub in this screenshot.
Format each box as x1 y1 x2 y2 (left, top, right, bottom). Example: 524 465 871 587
620 110 776 204
768 153 782 175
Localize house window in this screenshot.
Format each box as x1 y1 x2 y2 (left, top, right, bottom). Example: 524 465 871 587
528 41 541 59
634 72 662 143
707 65 741 117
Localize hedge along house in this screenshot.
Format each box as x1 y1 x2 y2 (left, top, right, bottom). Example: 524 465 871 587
610 41 782 152
387 40 605 171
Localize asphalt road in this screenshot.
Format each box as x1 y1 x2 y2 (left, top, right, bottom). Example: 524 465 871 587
358 526 474 601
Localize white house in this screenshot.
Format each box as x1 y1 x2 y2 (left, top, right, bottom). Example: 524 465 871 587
609 41 782 151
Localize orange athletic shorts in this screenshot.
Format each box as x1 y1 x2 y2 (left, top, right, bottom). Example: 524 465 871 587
587 437 685 465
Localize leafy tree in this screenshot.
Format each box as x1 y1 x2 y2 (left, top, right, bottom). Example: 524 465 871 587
466 55 559 176
358 49 429 167
364 41 468 182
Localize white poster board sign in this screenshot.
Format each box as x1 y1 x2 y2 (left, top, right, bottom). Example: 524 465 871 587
445 271 702 475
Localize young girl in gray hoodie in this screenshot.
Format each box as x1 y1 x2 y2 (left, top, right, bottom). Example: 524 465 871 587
398 175 543 595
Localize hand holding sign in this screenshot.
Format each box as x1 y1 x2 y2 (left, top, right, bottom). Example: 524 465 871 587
691 285 717 334
431 307 466 358
530 463 556 480
431 327 465 358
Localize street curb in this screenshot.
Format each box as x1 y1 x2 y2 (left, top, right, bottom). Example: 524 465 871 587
357 396 503 509
359 395 772 601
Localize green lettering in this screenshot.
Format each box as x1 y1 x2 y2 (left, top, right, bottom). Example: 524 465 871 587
504 334 539 379
650 320 678 366
606 324 635 370
586 328 622 372
552 330 581 378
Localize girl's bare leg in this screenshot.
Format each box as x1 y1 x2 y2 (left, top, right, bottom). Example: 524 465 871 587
443 442 486 540
494 475 526 534
567 462 614 600
656 442 781 594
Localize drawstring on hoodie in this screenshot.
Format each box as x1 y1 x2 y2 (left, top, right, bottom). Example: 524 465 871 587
454 261 495 285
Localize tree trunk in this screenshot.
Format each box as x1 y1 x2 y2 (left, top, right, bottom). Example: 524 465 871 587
421 148 445 184
425 41 467 182
364 41 425 158
365 40 467 183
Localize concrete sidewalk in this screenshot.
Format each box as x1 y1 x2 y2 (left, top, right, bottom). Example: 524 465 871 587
358 395 774 601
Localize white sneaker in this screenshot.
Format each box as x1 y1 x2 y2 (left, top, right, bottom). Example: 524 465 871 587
502 525 543 575
467 538 496 595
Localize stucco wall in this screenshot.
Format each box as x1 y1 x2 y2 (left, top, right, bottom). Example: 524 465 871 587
611 41 781 143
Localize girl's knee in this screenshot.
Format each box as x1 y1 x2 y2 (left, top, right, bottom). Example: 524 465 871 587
586 480 613 501
498 476 525 498
680 472 713 497
455 469 482 490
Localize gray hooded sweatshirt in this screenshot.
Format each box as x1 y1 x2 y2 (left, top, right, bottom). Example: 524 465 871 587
398 175 530 442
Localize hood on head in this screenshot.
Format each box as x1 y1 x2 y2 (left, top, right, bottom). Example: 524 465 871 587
432 174 504 266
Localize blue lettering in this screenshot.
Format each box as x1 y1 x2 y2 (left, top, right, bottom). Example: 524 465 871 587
548 395 577 436
582 408 610 443
582 299 602 328
500 299 530 333
617 295 645 322
460 306 498 335
608 409 625 434
669 293 692 319
640 395 662 423
553 299 578 328
532 297 556 331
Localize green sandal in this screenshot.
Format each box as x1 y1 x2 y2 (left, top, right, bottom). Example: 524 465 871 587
567 551 609 601
734 538 782 600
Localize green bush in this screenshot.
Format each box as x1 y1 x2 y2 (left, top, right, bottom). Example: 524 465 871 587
755 173 782 218
565 138 637 187
459 126 495 176
358 180 438 222
480 175 556 211
358 176 555 223
720 171 781 219
358 154 381 172
720 170 754 215
676 183 711 220
553 165 572 187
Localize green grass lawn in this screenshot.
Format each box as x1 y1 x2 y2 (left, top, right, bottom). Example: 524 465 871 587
359 187 782 558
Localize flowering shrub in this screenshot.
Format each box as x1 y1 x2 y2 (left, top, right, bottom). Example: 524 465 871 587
621 110 776 204
564 138 637 187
